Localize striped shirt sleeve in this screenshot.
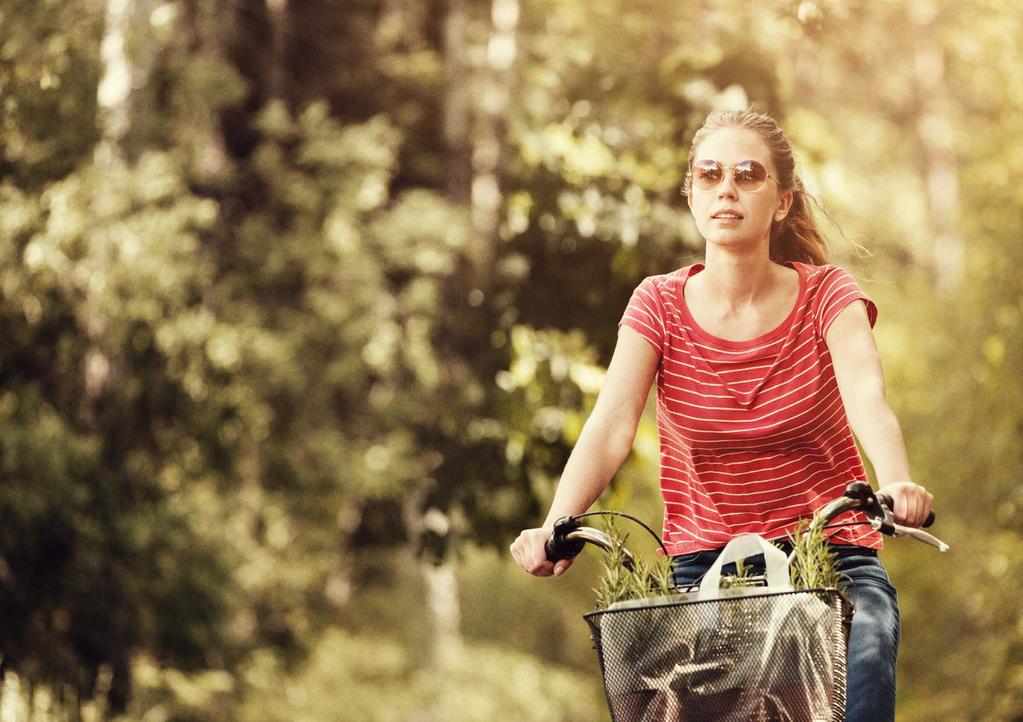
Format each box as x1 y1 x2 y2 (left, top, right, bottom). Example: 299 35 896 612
618 275 667 352
815 266 878 338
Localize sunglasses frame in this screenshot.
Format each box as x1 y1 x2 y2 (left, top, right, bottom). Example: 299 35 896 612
682 159 779 197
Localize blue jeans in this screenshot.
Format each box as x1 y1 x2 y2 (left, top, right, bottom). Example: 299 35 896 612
671 544 899 722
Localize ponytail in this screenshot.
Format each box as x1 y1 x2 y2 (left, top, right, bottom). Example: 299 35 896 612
770 175 828 265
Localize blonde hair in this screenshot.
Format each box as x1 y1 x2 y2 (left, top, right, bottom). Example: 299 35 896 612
686 109 829 266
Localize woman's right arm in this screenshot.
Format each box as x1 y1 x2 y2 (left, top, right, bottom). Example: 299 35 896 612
509 326 660 577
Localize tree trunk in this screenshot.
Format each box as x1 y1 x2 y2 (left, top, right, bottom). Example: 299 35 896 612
325 498 363 609
96 0 158 158
468 0 519 294
181 0 232 184
402 487 463 669
443 0 471 204
265 0 288 101
97 0 133 147
421 559 463 668
913 34 963 295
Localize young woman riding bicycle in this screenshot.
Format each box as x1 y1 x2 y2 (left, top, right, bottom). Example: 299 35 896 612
509 109 934 722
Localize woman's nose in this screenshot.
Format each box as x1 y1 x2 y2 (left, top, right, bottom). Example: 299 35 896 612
715 168 740 198
717 179 738 199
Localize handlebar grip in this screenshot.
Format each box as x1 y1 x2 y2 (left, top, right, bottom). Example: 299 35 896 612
544 537 569 562
545 516 587 562
877 493 935 528
545 534 586 562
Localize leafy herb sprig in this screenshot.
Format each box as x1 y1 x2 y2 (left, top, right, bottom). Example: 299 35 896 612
593 516 674 610
788 517 840 590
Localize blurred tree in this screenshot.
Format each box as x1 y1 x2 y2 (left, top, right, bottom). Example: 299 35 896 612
0 0 102 187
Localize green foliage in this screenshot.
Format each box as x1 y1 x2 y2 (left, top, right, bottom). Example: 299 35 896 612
787 520 840 591
1 2 469 705
0 146 232 709
593 517 674 610
721 557 757 590
0 0 102 186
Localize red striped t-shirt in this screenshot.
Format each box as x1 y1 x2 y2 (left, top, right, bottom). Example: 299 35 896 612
619 262 883 555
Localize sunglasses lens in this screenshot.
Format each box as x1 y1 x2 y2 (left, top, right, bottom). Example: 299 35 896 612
692 161 722 190
734 160 768 190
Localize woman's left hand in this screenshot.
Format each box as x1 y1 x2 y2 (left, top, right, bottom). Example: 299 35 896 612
879 481 934 527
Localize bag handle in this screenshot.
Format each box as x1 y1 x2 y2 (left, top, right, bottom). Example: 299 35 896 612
697 533 792 601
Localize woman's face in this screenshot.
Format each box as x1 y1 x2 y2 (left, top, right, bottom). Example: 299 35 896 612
687 127 792 253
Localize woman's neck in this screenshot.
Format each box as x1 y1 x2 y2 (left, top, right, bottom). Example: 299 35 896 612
698 245 779 309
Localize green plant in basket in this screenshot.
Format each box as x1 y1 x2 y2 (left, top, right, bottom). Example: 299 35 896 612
788 517 840 590
720 557 758 590
592 514 841 610
594 516 674 610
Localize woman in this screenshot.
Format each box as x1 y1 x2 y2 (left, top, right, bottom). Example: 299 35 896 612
509 109 933 722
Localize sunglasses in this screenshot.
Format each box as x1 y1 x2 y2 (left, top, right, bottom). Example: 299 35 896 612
683 159 778 195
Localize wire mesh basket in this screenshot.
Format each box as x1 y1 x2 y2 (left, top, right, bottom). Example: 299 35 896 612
584 588 852 722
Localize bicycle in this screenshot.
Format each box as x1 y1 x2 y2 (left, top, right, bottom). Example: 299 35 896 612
544 481 948 722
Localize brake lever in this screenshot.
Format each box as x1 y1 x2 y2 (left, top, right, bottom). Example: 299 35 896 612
876 491 936 529
877 521 950 553
870 493 898 536
825 482 948 552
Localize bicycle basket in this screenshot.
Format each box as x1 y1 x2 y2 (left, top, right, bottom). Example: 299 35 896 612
584 588 852 722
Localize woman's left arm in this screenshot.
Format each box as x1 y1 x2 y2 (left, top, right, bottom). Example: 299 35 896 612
826 300 934 527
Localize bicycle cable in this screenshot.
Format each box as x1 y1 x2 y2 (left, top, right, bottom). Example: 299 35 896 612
819 521 872 531
570 511 669 557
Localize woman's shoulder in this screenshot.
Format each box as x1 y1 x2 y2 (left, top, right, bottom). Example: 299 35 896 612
792 260 849 276
635 264 697 292
792 262 877 326
792 261 863 292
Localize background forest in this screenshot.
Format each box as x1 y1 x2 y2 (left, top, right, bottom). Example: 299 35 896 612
0 0 1020 720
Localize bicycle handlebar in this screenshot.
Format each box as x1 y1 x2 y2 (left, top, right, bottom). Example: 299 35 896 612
809 481 947 553
544 515 637 568
812 482 934 528
545 481 948 563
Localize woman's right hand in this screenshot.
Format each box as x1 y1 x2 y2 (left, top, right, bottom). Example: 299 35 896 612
510 527 575 577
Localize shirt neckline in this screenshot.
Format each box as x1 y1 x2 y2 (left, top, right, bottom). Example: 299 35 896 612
677 261 807 351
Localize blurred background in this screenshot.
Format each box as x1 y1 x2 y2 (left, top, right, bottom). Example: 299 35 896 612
0 0 1020 719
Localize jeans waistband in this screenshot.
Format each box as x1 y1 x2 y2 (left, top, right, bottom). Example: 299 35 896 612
673 543 878 562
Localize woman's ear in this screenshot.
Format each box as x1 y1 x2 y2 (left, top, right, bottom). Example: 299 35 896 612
774 190 794 222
